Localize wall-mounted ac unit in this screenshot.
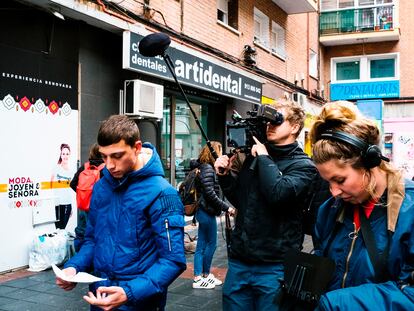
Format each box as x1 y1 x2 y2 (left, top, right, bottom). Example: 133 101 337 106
292 92 306 106
123 79 164 119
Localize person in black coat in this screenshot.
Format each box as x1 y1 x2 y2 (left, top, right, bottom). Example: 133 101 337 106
214 99 318 310
70 143 104 252
192 141 235 289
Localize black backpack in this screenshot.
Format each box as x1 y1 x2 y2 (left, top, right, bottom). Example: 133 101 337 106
178 168 200 216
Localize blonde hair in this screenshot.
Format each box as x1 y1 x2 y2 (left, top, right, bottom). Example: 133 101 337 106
199 141 222 165
273 99 306 137
309 101 402 199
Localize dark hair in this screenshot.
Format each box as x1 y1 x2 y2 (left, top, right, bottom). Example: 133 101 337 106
88 143 101 160
58 143 70 164
97 115 140 147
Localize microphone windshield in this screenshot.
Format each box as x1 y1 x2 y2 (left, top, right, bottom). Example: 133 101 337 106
139 33 171 57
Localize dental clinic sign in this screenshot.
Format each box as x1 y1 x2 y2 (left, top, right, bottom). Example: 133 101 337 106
122 31 262 104
330 80 400 101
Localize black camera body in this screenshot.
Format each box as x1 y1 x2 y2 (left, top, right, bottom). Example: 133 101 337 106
226 104 284 152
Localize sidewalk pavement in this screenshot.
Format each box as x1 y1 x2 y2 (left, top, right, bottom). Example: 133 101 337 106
0 218 313 311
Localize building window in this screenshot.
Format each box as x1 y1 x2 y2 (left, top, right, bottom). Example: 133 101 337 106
370 58 395 78
309 50 318 78
336 61 360 80
217 0 238 30
321 0 393 11
332 53 398 82
339 0 354 9
217 0 228 24
254 8 269 47
271 22 285 58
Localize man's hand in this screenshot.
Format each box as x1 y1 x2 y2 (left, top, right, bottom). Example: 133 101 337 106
251 136 268 157
83 286 127 311
227 207 236 217
55 267 77 291
214 154 235 176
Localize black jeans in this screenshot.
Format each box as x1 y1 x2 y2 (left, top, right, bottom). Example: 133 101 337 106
55 204 72 229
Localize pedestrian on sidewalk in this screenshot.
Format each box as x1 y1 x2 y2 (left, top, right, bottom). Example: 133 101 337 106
56 115 186 311
214 99 317 311
308 101 414 310
192 141 234 290
69 143 104 252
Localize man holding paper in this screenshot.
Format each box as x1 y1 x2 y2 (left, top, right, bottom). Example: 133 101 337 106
56 115 186 311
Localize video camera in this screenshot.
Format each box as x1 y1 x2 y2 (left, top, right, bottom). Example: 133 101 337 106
226 104 284 153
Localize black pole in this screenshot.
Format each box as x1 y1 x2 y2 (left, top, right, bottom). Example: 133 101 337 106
162 53 218 160
162 49 231 256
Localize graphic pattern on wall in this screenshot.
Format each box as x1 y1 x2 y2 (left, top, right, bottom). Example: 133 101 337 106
1 94 72 116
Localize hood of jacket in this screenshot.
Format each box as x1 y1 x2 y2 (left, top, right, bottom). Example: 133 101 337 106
102 142 165 190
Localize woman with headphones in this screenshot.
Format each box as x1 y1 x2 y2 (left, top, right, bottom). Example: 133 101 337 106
309 101 414 310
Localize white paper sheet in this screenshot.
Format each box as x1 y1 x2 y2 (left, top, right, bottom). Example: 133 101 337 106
52 264 107 283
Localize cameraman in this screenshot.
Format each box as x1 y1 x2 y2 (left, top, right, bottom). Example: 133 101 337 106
215 100 317 311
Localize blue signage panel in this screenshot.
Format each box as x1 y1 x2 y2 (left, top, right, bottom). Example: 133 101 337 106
123 31 262 104
330 80 399 101
356 99 383 120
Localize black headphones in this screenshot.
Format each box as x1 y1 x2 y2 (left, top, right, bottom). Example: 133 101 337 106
320 130 390 169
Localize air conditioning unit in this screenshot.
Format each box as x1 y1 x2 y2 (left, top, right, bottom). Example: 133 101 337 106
123 79 164 119
292 92 306 106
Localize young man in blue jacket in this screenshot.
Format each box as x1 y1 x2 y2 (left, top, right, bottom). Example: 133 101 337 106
56 115 186 311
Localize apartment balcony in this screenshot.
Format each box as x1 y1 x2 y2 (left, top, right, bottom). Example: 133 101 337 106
272 0 317 14
320 5 400 46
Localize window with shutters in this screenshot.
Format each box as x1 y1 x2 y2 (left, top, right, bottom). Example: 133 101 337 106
271 22 285 59
309 50 318 78
321 0 394 11
217 0 238 30
254 8 269 48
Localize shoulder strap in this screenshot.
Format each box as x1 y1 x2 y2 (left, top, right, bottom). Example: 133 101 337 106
359 207 391 282
97 163 105 170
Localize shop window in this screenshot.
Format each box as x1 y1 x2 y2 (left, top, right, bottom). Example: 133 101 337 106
271 22 285 58
370 58 395 78
254 8 269 47
217 0 238 30
161 90 227 187
336 61 360 80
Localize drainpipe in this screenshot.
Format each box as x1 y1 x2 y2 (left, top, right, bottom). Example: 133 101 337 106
96 0 136 24
180 0 184 33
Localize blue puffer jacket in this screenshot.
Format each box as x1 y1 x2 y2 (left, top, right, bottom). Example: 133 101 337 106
65 143 186 310
315 180 414 310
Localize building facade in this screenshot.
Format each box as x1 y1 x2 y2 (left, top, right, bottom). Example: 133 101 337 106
319 0 414 178
0 0 322 272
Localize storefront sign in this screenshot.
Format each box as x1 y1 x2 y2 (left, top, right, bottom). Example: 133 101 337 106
123 31 262 104
330 80 399 100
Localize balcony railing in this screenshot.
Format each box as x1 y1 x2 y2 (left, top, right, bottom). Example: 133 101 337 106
320 5 395 35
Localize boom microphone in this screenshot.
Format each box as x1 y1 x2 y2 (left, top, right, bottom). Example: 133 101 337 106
138 32 218 160
138 33 171 57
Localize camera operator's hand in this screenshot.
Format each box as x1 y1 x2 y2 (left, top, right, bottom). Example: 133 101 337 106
214 154 235 176
251 136 268 157
227 206 236 217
